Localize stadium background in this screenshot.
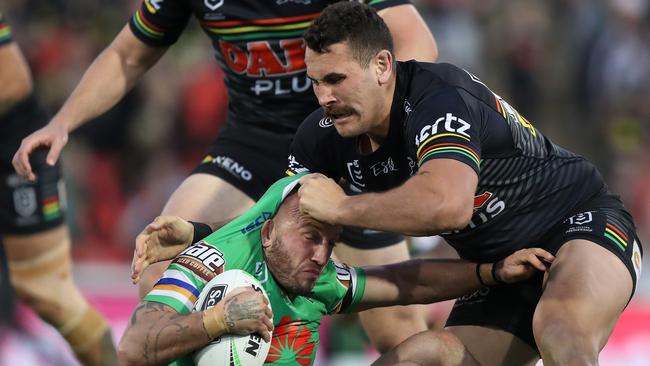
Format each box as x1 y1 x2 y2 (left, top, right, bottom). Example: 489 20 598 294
1 0 649 364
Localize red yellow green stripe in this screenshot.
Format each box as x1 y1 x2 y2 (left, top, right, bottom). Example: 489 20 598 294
43 196 61 221
132 9 164 39
217 30 307 42
204 21 312 35
202 12 320 27
415 133 470 157
200 13 320 42
418 143 481 168
201 155 214 164
0 24 11 43
605 223 628 251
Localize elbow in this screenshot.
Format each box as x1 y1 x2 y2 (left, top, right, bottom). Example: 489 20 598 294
430 200 473 233
118 337 144 366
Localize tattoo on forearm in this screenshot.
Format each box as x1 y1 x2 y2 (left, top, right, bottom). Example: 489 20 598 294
223 297 263 328
129 301 211 366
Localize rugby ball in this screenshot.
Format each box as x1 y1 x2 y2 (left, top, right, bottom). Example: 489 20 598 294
193 269 272 366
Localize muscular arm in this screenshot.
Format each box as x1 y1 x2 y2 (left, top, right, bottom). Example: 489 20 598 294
378 4 438 62
299 159 477 236
119 289 273 366
52 25 166 131
356 259 479 311
118 301 211 366
356 248 554 311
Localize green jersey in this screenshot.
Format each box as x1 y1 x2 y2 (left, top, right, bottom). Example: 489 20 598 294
144 174 367 366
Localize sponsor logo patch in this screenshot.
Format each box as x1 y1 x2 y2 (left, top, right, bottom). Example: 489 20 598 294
415 113 471 147
174 242 225 281
319 117 333 128
241 211 272 234
205 155 253 181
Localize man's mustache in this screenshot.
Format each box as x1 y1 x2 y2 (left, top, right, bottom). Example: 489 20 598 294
324 106 357 119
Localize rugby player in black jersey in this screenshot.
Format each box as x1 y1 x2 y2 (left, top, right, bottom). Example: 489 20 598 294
0 11 118 365
12 0 437 352
290 3 644 365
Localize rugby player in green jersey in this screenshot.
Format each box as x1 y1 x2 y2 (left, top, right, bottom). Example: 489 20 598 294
119 174 554 366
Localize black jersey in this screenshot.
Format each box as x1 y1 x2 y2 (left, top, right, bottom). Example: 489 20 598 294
289 61 608 261
129 0 408 135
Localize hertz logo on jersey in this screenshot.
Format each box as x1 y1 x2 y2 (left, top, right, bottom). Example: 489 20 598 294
174 242 226 281
415 113 471 148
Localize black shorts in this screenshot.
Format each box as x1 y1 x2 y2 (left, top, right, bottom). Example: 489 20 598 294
191 123 403 249
446 193 643 352
0 95 65 234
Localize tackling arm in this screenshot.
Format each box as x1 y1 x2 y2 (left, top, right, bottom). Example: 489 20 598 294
356 248 554 311
299 159 477 236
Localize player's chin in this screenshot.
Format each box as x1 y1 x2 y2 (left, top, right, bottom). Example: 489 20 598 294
296 276 319 293
333 120 361 138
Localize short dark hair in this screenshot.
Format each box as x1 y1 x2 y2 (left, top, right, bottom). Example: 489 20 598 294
304 2 394 66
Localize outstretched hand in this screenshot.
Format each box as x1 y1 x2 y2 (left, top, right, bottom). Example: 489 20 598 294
12 121 68 182
131 216 194 284
493 248 555 284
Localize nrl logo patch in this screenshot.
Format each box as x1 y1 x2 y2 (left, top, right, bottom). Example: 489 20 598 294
204 0 224 11
13 187 37 217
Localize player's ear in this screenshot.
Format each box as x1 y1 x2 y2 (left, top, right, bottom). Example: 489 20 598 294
261 219 274 248
375 49 393 85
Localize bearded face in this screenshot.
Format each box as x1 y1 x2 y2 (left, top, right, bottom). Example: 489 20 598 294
262 194 340 297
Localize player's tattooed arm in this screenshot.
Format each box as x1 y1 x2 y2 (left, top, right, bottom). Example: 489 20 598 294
118 301 211 366
203 288 274 343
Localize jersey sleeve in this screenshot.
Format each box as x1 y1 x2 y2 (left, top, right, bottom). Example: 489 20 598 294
312 261 366 315
0 11 13 46
287 109 338 178
407 88 482 174
128 0 192 47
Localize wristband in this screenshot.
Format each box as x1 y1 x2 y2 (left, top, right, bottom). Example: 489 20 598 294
202 305 229 339
475 263 489 287
491 261 506 285
189 221 213 244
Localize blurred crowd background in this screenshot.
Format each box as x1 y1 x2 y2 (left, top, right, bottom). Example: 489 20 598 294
1 0 650 364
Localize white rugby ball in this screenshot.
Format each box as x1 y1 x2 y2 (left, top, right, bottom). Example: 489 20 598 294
193 269 272 366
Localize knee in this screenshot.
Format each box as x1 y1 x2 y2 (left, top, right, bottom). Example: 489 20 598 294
533 316 599 366
389 330 470 366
